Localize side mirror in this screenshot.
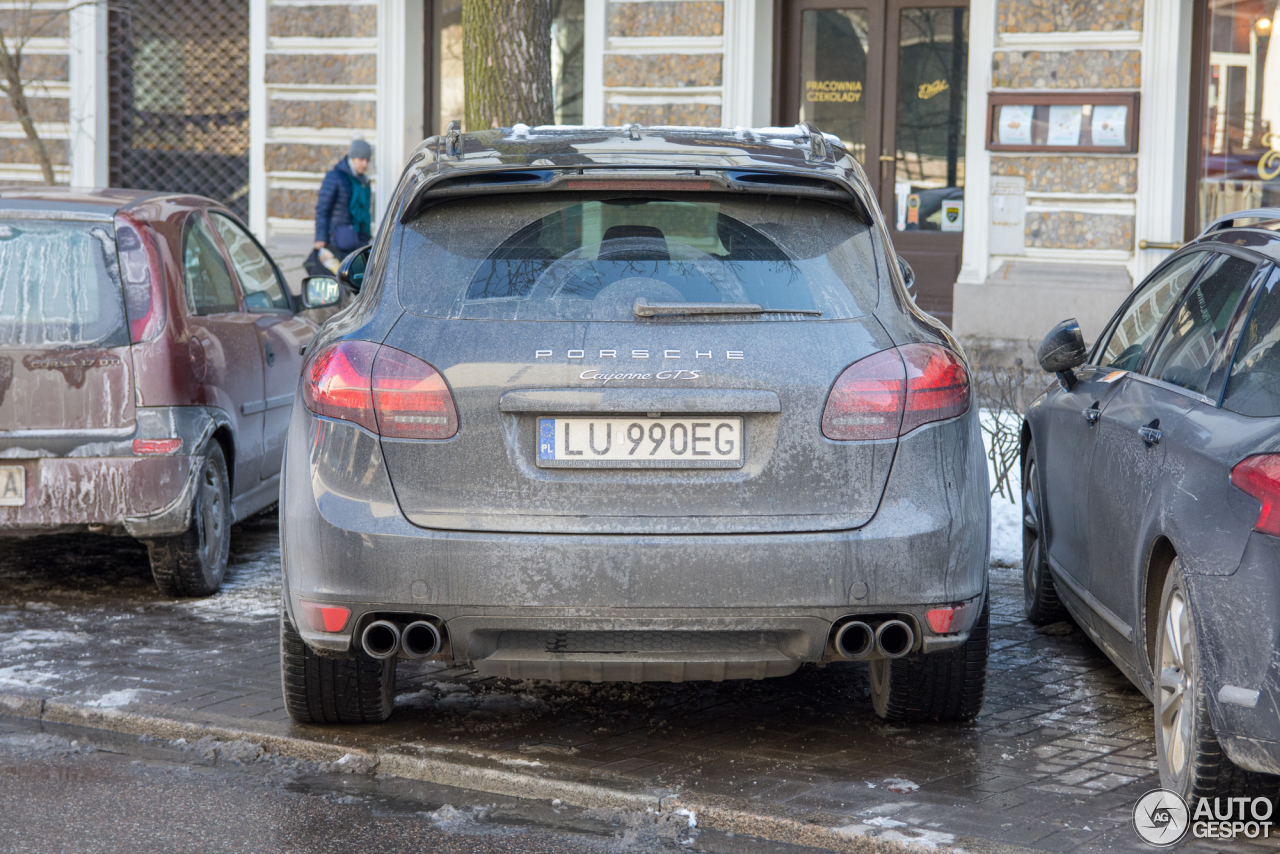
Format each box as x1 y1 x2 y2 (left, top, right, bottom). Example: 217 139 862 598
897 256 916 292
336 244 371 293
302 276 341 309
1038 318 1088 389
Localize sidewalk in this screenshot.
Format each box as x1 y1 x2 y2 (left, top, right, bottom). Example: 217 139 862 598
0 511 1261 853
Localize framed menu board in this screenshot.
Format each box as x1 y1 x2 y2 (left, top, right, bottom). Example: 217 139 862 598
986 92 1139 153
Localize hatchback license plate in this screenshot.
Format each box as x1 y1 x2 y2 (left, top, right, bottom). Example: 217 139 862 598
537 417 743 468
0 465 25 506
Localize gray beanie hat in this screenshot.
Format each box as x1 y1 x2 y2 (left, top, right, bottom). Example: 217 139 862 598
348 138 372 160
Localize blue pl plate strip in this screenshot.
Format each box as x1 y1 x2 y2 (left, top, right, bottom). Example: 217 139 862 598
538 418 555 460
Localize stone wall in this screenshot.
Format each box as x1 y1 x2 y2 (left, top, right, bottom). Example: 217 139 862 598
604 1 725 127
0 9 71 183
264 1 376 236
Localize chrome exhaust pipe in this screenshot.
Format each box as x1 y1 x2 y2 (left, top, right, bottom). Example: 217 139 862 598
833 620 875 660
400 620 443 659
875 620 915 659
360 620 401 660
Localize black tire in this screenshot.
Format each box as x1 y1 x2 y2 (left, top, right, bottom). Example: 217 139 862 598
869 599 989 723
281 610 395 724
1022 445 1068 625
146 442 231 597
1154 561 1277 800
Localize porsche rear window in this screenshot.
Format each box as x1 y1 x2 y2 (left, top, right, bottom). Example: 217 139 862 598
396 195 882 321
0 220 126 348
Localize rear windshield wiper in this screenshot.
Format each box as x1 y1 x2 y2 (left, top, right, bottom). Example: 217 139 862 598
633 297 822 318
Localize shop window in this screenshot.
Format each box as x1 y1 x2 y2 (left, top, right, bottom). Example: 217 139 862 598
1195 2 1280 230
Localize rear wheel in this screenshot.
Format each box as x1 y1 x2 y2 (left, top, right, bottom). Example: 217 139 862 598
869 599 989 722
1154 561 1277 800
280 611 395 724
146 442 231 597
1022 446 1067 625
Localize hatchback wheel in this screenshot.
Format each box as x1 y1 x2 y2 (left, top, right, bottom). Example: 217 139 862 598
1022 447 1067 624
869 598 988 722
146 442 231 597
280 611 395 724
1155 560 1276 800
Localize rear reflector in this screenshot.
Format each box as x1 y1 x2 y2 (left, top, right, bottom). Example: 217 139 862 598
822 344 969 441
300 601 351 633
927 597 980 634
1231 454 1280 536
116 214 166 344
372 346 459 439
132 438 181 455
303 340 458 440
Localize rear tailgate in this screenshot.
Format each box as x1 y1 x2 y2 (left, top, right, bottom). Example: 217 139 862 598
379 315 898 534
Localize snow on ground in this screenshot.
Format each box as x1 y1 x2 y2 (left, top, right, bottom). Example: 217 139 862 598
982 409 1023 570
178 516 281 623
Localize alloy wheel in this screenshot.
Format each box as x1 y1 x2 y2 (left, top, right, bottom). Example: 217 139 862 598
1158 588 1195 778
1023 461 1042 600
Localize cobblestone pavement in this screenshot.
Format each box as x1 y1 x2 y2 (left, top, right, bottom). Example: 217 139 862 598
0 511 1272 853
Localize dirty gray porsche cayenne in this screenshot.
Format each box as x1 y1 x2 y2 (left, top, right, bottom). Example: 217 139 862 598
279 125 990 725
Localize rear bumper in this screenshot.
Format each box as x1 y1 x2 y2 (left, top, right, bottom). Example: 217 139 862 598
0 406 222 537
281 405 990 676
1191 533 1280 775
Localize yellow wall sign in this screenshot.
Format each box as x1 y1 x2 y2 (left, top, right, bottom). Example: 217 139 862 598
806 80 863 103
918 79 949 100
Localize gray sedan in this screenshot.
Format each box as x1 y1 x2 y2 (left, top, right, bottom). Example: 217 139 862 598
1024 209 1280 801
279 125 990 726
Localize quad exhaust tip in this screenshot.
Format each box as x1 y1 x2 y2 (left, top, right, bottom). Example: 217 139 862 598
875 619 914 659
401 620 443 659
833 620 875 660
361 620 401 660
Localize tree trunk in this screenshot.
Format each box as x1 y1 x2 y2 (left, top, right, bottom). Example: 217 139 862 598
0 48 54 185
462 0 553 130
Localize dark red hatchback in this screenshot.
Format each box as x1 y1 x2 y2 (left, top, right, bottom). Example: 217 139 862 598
0 188 337 595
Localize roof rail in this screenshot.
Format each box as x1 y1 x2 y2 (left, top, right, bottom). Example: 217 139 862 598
796 122 828 162
1199 207 1280 237
443 120 463 160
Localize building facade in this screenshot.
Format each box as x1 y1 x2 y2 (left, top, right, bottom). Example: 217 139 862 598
27 1 1260 355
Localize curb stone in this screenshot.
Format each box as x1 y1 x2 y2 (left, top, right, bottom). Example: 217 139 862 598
0 692 1040 854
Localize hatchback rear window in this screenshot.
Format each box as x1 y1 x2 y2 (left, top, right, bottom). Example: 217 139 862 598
0 220 125 348
397 195 881 320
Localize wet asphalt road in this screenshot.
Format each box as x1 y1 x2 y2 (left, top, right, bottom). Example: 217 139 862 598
0 509 1273 852
0 715 810 854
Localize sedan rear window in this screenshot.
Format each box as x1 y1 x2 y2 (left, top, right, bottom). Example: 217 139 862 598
0 220 125 348
397 195 881 321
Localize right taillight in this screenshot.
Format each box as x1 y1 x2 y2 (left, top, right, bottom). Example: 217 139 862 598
822 344 969 441
1231 454 1280 536
303 340 458 439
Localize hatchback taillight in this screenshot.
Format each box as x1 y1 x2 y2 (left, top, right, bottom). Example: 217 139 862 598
303 341 458 439
1231 454 1280 537
822 344 969 441
116 214 166 344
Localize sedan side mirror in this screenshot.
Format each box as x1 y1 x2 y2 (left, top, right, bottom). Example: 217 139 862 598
897 256 916 293
302 276 342 309
336 244 371 294
1038 318 1088 390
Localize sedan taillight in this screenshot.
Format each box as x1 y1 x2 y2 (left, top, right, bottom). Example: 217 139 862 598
822 344 969 441
1231 454 1280 537
303 341 458 439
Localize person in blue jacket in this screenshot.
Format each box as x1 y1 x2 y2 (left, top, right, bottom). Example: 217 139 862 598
314 138 373 256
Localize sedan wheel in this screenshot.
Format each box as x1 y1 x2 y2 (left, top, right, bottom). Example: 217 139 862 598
1022 448 1066 624
1154 560 1276 800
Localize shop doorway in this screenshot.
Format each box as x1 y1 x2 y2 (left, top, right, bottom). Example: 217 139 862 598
777 1 968 324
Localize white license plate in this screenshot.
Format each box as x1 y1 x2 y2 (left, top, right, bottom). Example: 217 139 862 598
0 465 25 506
537 416 744 468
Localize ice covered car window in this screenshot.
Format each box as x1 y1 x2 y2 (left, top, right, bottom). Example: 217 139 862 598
397 195 882 321
0 220 125 348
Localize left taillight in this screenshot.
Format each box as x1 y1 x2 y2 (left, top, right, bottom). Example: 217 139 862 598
1231 454 1280 537
303 341 458 439
115 214 166 344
